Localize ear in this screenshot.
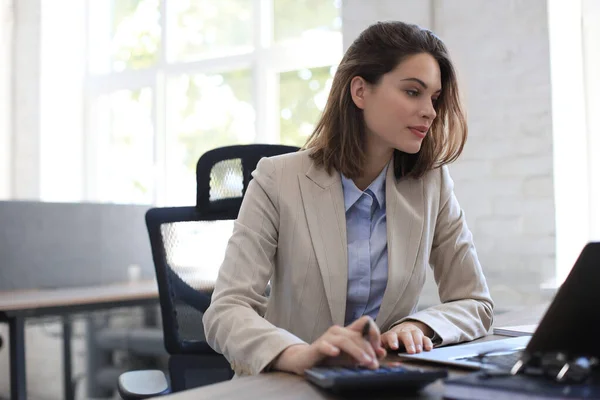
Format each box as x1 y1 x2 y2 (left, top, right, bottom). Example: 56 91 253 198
350 76 368 110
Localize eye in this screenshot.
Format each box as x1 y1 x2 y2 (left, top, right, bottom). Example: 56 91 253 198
405 90 419 97
432 97 439 106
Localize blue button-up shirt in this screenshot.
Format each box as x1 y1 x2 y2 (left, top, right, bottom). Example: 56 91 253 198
341 165 389 326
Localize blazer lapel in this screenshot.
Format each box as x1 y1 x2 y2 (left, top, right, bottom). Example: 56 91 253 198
376 166 425 328
298 162 348 326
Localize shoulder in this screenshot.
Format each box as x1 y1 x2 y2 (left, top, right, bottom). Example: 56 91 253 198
254 149 313 178
408 165 455 209
419 165 454 191
249 149 312 209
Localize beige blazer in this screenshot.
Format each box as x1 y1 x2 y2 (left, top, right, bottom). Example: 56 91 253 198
203 150 493 376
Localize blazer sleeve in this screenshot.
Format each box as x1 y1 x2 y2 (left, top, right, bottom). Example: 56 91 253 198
202 157 306 376
392 166 494 345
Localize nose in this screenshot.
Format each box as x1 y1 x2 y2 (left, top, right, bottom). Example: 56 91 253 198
420 99 437 121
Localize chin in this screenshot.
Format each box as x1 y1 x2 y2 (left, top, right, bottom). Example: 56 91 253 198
395 142 422 154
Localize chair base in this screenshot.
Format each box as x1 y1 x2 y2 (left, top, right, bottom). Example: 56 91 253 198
117 370 170 400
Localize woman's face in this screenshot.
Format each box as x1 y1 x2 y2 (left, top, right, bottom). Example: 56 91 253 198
351 52 442 155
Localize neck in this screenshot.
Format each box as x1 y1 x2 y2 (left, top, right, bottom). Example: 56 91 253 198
353 145 393 191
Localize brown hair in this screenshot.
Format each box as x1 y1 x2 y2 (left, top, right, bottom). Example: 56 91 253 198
304 21 467 179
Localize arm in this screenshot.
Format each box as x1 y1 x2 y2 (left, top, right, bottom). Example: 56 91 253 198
390 166 494 345
202 157 305 376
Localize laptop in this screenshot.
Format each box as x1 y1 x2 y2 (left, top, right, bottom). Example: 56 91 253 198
398 242 600 370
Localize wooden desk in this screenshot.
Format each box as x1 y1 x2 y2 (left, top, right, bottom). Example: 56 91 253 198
0 281 159 400
158 304 549 400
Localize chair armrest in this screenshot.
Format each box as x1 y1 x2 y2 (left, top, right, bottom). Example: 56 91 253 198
117 370 170 400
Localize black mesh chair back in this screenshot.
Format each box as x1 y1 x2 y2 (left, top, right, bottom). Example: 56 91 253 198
145 144 299 389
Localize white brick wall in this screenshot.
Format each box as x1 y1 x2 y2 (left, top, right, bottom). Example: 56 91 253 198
0 0 12 199
342 0 555 308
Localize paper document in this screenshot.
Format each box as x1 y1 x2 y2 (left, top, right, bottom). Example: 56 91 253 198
492 324 537 337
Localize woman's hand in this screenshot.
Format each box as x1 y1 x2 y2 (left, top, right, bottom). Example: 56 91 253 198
381 321 434 354
272 316 387 375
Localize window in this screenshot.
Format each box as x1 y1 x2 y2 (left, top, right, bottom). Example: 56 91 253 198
582 0 600 243
549 0 600 284
84 0 342 205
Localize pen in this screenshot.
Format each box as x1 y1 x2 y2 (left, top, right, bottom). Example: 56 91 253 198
361 320 371 340
361 321 379 368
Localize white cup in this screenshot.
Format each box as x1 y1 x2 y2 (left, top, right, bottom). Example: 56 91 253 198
127 264 142 283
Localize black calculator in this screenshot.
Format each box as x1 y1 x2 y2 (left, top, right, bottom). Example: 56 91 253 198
304 365 448 393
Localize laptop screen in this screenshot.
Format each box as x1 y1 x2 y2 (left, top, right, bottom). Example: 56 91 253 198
525 242 600 358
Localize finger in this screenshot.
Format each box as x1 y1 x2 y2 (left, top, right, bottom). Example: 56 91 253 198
347 316 374 338
375 346 387 359
333 336 375 367
329 336 378 369
423 335 434 351
355 334 378 365
317 339 340 357
383 361 403 368
345 317 382 363
397 331 416 354
341 322 379 363
410 330 424 353
382 331 399 350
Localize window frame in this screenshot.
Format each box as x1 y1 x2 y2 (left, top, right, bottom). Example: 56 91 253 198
83 0 342 205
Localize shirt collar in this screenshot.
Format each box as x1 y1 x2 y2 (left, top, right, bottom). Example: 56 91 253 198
341 163 388 212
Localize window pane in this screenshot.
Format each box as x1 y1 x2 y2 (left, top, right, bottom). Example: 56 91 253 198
279 65 335 147
93 88 155 204
167 0 253 62
89 0 161 74
274 0 341 44
166 70 254 205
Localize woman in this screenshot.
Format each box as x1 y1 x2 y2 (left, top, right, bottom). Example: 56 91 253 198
203 21 493 377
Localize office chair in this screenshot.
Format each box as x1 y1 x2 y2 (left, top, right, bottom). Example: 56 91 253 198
117 144 300 399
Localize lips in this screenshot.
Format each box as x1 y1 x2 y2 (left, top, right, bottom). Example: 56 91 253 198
408 126 428 139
